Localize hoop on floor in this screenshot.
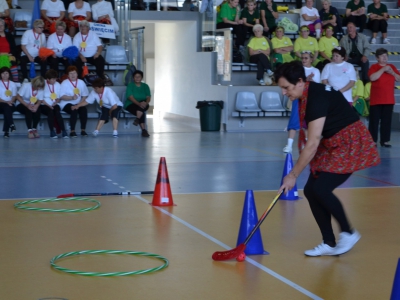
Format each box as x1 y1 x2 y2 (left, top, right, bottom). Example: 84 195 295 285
14 197 101 212
50 250 169 276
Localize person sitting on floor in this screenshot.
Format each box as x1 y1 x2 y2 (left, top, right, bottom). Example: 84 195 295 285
72 78 122 138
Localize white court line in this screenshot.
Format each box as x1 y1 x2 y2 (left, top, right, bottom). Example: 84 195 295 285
135 195 323 300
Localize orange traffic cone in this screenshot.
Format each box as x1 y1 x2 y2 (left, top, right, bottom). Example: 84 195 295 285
151 157 175 206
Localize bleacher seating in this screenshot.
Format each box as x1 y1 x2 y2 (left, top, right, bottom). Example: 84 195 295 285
260 91 286 113
235 91 261 113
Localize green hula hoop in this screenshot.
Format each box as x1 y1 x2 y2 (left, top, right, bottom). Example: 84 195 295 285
50 250 169 276
14 197 101 212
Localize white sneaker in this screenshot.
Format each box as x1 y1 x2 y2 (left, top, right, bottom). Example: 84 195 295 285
92 130 99 137
370 38 376 44
113 130 118 138
304 242 340 256
336 230 361 255
383 38 390 44
283 145 292 153
266 69 274 77
259 79 265 86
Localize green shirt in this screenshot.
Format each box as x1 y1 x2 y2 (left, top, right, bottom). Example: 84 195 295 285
217 2 237 24
367 3 387 15
259 2 277 28
241 8 260 25
346 0 365 12
125 82 151 108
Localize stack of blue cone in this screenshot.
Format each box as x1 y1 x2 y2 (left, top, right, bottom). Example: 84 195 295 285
279 153 299 200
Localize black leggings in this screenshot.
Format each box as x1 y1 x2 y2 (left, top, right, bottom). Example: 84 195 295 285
368 19 388 34
303 171 352 244
249 53 271 80
62 103 87 131
41 105 66 132
0 102 15 132
15 103 41 130
125 103 149 124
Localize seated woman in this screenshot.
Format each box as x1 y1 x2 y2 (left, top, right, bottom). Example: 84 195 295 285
247 24 274 86
294 25 321 68
0 0 13 33
216 0 246 49
20 19 48 81
344 0 366 33
367 0 389 44
270 26 294 71
15 76 44 139
260 0 278 36
319 0 342 38
0 18 18 82
241 0 259 36
41 0 66 36
59 66 89 137
41 69 69 138
302 51 321 83
321 47 357 104
318 25 339 68
0 67 17 138
300 0 322 38
47 21 72 75
67 0 91 37
124 70 151 138
73 78 122 137
92 0 119 35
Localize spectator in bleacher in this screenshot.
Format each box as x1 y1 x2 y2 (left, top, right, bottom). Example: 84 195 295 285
72 78 122 138
0 67 17 138
294 25 321 68
92 0 119 35
367 0 389 44
47 21 72 75
241 0 259 36
368 48 400 147
73 20 105 80
319 0 342 38
303 51 321 83
321 47 357 104
41 0 66 36
247 24 274 86
260 0 278 36
59 65 89 137
124 70 151 137
20 19 48 82
0 0 13 33
216 0 246 49
318 25 339 68
67 0 92 37
15 75 44 138
271 26 294 71
0 18 18 82
343 0 366 33
41 69 68 138
339 22 370 83
300 0 322 39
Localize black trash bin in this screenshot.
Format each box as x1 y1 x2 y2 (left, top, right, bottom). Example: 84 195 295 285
196 101 224 131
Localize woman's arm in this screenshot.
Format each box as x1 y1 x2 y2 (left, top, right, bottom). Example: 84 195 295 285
369 66 387 81
0 9 10 18
339 80 355 93
279 117 325 193
86 11 91 20
58 11 65 21
242 17 253 28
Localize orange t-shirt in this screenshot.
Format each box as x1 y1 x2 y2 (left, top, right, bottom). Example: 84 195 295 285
368 63 400 105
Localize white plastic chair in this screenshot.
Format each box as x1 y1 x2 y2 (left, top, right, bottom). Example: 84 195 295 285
260 91 285 111
235 92 261 112
13 11 32 29
105 46 129 64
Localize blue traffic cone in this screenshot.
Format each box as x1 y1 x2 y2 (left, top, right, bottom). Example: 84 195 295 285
391 258 400 300
236 190 268 255
279 153 299 200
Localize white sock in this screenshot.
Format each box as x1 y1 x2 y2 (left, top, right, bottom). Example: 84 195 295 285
287 138 294 148
316 29 321 38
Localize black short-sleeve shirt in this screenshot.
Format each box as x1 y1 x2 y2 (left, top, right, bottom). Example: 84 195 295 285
305 82 359 138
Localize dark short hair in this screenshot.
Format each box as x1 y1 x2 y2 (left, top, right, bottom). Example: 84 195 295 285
45 69 58 80
375 48 388 58
92 78 105 88
332 47 346 58
66 65 78 74
274 61 306 85
132 70 144 78
0 67 12 79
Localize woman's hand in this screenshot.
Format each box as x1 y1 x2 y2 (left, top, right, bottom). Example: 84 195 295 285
279 173 297 194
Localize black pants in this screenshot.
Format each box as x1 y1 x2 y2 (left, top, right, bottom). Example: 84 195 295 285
0 102 15 132
15 104 41 130
75 56 106 79
344 15 367 32
100 106 121 121
216 22 246 48
48 56 71 75
125 103 149 124
304 171 352 244
20 56 48 79
367 19 388 34
249 53 271 80
41 105 66 132
347 57 369 83
368 104 393 145
62 103 87 131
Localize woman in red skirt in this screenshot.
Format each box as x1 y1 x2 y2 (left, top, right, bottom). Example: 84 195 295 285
66 0 91 37
276 61 380 257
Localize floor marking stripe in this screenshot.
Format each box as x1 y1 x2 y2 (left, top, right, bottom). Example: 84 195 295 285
135 195 323 300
